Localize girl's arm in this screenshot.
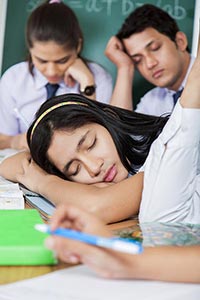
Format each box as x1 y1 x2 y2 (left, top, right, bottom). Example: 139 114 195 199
0 151 30 182
0 152 143 224
179 34 200 109
0 133 28 150
64 58 96 100
18 160 143 223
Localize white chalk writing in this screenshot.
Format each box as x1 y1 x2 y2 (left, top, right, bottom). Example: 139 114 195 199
26 0 188 20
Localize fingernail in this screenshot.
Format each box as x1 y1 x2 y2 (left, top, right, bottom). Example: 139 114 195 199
45 237 54 249
68 255 79 264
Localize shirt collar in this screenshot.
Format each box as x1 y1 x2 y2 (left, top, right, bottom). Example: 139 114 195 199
32 67 67 89
165 55 195 96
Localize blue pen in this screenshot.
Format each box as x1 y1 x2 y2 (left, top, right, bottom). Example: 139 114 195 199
35 224 143 255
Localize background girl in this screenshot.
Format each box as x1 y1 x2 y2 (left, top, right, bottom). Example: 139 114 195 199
0 0 112 150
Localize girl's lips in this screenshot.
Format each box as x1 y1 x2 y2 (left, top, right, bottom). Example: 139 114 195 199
46 77 60 83
104 165 117 182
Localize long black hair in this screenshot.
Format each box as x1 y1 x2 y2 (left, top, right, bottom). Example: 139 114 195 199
27 93 169 180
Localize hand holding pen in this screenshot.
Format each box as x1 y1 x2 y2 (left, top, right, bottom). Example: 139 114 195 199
36 224 142 255
36 204 143 273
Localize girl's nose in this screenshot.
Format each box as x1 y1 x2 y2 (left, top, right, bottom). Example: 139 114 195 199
84 156 104 178
46 62 58 75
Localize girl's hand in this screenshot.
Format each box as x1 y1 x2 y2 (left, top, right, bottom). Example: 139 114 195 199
45 204 138 278
64 58 95 90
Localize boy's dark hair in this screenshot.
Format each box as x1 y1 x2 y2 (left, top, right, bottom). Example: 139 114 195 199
27 93 168 180
117 4 189 52
26 0 83 73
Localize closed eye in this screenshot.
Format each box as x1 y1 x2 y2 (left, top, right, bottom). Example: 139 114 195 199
131 55 142 66
151 45 161 51
56 57 71 64
88 137 96 150
70 164 81 177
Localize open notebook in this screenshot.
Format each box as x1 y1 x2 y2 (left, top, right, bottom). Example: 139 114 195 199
0 265 199 300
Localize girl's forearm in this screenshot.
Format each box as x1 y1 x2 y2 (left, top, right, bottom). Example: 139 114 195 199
37 172 143 224
128 245 200 283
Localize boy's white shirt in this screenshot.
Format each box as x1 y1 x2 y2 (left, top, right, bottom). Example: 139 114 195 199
139 100 200 224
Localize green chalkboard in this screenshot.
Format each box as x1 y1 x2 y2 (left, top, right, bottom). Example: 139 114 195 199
2 0 195 106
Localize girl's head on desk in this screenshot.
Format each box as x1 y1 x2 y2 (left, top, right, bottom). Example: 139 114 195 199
27 94 168 185
26 0 83 84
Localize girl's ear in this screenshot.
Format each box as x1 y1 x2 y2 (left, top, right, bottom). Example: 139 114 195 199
77 39 82 54
175 31 188 51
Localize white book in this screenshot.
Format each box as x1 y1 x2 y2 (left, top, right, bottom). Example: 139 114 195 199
0 176 24 209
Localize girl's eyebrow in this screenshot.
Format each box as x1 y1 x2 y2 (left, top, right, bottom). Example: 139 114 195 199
34 54 71 63
63 130 90 175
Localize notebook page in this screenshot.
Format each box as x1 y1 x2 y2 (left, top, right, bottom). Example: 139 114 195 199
0 265 199 300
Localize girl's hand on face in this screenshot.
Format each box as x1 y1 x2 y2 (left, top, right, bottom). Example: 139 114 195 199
45 204 136 278
105 36 133 69
64 58 95 90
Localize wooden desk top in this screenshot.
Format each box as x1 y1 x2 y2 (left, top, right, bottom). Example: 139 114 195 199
0 217 139 285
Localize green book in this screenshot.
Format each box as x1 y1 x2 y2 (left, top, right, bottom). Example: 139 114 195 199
0 209 57 265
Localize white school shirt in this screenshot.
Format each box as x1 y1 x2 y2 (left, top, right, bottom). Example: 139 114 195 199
139 100 200 224
135 56 195 116
0 61 113 135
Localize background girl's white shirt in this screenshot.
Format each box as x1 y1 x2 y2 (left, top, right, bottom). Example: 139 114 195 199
139 100 200 224
0 61 113 135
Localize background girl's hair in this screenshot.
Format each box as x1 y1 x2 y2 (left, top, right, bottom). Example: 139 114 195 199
27 94 169 180
26 0 83 73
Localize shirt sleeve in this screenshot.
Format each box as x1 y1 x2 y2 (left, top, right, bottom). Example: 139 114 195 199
88 63 113 104
135 95 152 115
139 100 200 224
0 71 20 135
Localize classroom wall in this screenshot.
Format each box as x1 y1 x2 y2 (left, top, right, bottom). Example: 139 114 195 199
1 0 196 106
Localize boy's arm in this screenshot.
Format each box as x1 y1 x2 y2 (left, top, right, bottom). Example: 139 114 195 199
105 36 134 110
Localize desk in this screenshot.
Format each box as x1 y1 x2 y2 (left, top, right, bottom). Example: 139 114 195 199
0 218 139 285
